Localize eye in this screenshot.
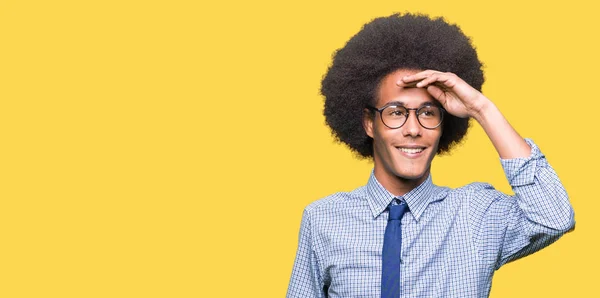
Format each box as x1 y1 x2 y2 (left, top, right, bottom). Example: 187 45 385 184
387 108 407 117
418 106 438 117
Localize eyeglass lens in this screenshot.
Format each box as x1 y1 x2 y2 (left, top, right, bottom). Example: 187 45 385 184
381 106 442 129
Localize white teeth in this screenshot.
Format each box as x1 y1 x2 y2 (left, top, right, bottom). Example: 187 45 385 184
399 148 424 154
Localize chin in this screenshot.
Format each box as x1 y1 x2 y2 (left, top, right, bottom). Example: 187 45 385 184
389 160 430 179
394 171 427 181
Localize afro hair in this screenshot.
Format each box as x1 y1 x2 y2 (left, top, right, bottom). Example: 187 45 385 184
321 13 484 158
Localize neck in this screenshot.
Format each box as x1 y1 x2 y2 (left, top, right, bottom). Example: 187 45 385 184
373 165 430 197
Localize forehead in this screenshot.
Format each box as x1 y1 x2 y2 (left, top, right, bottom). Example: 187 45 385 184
376 69 436 107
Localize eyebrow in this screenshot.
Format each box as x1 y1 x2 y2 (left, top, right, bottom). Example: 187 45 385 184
383 101 439 107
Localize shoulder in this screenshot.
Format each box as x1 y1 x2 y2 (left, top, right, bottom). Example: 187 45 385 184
452 181 495 194
448 181 514 212
304 186 368 215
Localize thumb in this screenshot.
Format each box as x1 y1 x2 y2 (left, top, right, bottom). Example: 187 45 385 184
427 85 447 106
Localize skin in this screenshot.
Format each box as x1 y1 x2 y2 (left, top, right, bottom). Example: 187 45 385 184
363 69 442 196
363 69 531 196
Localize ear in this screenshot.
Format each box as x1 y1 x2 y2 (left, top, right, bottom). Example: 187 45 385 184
363 109 374 138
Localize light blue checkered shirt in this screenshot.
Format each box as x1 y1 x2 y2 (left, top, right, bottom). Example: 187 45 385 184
287 139 575 298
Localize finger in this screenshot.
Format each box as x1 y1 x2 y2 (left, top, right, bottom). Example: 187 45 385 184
395 79 421 88
416 73 453 88
415 73 440 88
426 85 446 104
400 70 441 83
434 75 456 89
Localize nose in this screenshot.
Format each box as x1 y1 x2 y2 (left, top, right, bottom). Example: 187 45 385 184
402 110 422 137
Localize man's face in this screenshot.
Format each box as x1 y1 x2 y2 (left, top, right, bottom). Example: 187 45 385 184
363 69 442 188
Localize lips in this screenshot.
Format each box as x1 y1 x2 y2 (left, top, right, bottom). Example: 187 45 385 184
395 145 427 157
398 147 424 154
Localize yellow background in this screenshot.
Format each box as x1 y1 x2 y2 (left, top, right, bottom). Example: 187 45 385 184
1 0 598 297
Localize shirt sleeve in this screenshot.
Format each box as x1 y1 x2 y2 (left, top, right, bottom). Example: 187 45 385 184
286 209 326 298
471 138 575 269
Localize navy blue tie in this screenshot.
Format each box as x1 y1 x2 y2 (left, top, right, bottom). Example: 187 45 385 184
381 200 408 298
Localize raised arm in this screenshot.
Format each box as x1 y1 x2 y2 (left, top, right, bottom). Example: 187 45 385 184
399 70 530 159
400 70 575 266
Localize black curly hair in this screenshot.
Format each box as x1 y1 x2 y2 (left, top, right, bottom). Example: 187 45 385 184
321 13 484 158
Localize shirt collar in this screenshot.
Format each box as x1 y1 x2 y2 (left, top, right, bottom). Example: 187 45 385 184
365 170 445 221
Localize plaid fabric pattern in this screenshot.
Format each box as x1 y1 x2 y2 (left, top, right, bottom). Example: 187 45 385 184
287 139 574 298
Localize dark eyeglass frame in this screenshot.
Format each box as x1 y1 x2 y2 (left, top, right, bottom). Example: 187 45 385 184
366 104 445 129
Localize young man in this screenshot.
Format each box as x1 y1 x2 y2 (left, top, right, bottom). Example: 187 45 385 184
286 13 575 298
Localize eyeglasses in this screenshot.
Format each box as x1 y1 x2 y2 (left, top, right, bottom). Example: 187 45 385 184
366 104 444 129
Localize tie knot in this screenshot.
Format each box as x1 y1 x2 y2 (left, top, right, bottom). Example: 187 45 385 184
388 202 407 221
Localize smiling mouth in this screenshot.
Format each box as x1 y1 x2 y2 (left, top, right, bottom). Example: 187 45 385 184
397 148 425 154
